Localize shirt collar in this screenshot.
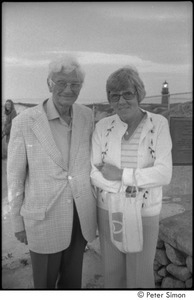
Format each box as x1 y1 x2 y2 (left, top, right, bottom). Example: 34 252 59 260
46 97 73 123
46 97 60 120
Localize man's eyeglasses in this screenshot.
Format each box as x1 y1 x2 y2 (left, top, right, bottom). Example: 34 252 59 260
50 79 82 91
109 90 136 104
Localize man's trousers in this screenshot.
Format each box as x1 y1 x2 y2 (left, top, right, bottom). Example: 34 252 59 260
30 203 87 289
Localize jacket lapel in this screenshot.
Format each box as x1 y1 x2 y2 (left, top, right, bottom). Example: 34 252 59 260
139 109 154 144
69 104 86 172
31 101 68 170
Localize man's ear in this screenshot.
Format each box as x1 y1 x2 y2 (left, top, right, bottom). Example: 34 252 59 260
47 78 53 92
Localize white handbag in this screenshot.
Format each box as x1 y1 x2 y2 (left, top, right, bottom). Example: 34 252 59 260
107 171 143 253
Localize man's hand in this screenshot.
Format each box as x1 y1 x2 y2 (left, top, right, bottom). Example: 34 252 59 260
96 163 123 181
15 230 28 245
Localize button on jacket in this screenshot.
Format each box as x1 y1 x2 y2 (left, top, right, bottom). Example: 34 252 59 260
91 109 172 217
7 99 97 253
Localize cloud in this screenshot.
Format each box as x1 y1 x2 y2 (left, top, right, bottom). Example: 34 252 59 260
3 56 49 67
94 2 192 22
3 50 191 74
103 11 189 22
82 2 191 26
41 50 192 74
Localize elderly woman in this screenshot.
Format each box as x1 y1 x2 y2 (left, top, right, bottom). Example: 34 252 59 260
91 66 172 288
2 99 17 143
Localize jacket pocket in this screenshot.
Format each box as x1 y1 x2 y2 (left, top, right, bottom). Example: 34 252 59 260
20 206 46 220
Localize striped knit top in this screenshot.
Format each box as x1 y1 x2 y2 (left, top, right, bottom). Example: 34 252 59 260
121 116 146 169
97 116 146 210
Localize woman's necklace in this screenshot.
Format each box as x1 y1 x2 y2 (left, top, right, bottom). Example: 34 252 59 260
124 128 135 141
124 112 145 141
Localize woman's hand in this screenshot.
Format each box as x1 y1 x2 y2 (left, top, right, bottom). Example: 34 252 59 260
126 185 137 197
95 163 123 181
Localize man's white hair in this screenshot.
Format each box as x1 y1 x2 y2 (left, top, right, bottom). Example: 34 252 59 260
48 54 85 82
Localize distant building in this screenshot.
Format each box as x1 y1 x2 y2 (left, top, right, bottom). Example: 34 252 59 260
161 81 169 105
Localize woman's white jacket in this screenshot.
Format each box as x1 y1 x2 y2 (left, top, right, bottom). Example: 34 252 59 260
90 109 172 217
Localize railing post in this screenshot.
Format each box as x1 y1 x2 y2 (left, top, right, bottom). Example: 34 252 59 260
167 93 171 123
92 104 95 130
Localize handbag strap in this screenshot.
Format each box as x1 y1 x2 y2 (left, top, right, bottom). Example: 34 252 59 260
132 169 139 193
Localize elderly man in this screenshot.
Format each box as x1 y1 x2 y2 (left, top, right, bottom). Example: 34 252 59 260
7 55 97 289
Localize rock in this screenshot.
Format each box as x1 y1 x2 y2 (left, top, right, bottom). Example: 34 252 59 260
2 265 33 289
157 239 164 249
165 243 186 265
185 277 193 288
155 249 170 266
169 102 192 117
155 283 162 289
153 259 162 271
160 203 185 220
166 264 191 282
186 256 193 273
158 266 168 277
154 271 163 283
180 102 192 117
161 276 185 289
159 211 192 256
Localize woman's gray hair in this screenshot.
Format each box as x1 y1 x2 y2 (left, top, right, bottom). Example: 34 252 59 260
48 55 85 82
106 66 146 103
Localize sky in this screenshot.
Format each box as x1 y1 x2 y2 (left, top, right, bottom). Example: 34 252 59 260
2 2 193 104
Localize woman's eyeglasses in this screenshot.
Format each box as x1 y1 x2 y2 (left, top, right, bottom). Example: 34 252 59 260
109 90 136 104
